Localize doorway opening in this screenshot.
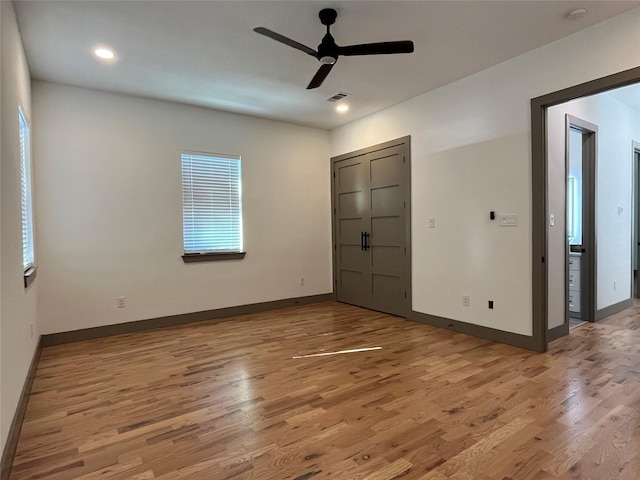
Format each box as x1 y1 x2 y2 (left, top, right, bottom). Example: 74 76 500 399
532 66 640 350
566 116 597 331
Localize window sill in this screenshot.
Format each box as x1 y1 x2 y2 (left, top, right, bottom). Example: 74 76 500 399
182 252 246 263
24 266 37 288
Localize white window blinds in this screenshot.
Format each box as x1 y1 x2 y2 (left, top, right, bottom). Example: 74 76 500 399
181 152 243 254
19 108 35 270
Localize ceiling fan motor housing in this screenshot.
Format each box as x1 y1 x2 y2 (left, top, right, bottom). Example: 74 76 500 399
318 33 338 64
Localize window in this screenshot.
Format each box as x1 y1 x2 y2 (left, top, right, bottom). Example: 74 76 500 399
19 107 36 285
181 151 244 262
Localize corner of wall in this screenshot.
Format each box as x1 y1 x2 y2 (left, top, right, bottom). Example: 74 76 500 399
1 0 39 457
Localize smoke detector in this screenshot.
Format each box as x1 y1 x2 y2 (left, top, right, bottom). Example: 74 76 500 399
566 7 587 20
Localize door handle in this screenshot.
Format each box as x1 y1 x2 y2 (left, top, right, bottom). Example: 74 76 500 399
363 232 370 251
361 231 366 251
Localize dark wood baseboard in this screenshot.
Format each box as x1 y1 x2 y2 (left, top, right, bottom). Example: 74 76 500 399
408 310 542 352
41 293 335 347
548 323 569 342
1 339 42 480
595 298 634 321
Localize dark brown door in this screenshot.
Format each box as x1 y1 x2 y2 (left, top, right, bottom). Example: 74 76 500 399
332 137 410 316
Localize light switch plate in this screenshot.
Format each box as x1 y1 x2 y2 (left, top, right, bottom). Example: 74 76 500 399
500 214 517 226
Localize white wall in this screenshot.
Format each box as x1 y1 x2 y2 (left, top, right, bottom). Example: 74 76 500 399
32 82 332 334
548 93 640 328
595 95 640 310
331 8 640 337
1 0 38 453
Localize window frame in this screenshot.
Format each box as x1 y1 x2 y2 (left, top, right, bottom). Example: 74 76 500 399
18 106 37 287
180 150 245 263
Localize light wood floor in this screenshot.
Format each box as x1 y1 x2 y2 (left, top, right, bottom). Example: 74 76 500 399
9 301 640 479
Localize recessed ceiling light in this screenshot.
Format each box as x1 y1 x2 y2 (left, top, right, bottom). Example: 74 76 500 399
93 47 116 62
336 103 349 113
566 7 587 20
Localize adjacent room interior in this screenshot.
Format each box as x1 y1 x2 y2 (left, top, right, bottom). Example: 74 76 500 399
547 83 640 338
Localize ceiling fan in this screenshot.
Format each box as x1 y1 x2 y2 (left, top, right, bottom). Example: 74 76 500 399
254 8 414 89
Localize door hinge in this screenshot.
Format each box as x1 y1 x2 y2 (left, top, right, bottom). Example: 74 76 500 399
333 172 336 178
542 257 545 263
403 156 406 163
334 244 337 250
404 247 407 254
403 201 406 209
333 208 336 215
404 291 407 298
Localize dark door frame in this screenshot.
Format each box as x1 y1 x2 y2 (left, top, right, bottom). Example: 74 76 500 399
556 114 598 338
635 143 640 299
566 115 598 330
531 66 640 352
330 136 412 317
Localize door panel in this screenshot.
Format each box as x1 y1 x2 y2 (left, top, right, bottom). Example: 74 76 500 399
339 218 363 243
332 138 410 317
340 270 366 305
339 192 363 216
372 274 403 313
371 246 402 274
371 185 402 211
340 245 366 271
371 216 403 245
371 155 403 184
338 162 363 190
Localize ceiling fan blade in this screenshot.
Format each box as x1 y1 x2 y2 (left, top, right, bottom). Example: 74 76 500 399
338 41 414 56
307 63 335 89
253 27 317 58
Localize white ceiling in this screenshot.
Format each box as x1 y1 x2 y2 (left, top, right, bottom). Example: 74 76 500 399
13 0 640 130
608 83 640 112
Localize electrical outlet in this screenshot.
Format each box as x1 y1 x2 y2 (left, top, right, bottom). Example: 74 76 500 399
488 300 494 309
299 276 305 286
117 296 126 308
462 295 470 307
428 217 436 228
30 323 34 338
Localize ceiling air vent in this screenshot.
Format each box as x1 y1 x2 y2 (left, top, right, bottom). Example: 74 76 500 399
326 92 350 102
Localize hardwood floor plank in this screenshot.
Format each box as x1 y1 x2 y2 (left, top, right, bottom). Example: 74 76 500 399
362 458 412 480
7 301 640 479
